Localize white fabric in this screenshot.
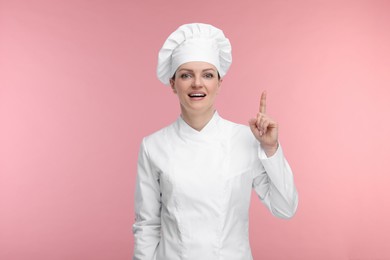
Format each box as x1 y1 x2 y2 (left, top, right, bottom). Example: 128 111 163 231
157 23 232 86
171 38 219 79
133 112 298 260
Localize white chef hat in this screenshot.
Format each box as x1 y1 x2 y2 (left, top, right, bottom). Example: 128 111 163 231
157 23 232 86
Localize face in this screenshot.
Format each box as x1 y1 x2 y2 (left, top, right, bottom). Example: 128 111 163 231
170 61 222 115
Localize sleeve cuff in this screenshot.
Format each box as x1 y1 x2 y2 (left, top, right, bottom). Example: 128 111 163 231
257 142 287 182
258 142 282 161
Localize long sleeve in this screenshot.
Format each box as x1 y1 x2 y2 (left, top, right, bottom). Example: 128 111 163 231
252 143 298 219
133 138 161 260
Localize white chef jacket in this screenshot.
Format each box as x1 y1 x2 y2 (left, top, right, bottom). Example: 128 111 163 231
133 111 298 260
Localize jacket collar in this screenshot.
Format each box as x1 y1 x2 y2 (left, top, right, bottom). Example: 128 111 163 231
175 111 221 141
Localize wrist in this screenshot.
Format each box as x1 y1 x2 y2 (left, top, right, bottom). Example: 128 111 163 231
263 142 278 157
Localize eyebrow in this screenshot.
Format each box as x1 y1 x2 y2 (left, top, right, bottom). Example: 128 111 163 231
177 68 216 72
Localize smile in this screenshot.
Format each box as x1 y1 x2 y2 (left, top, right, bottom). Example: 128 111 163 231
188 93 206 98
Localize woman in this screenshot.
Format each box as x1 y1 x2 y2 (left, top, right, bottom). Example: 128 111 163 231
133 23 298 260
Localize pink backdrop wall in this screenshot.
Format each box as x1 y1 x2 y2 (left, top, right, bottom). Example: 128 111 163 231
1 0 390 259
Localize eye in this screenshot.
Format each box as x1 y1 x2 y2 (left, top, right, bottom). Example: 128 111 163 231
180 73 192 79
204 73 214 79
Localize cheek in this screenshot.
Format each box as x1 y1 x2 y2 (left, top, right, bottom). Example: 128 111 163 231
211 82 221 95
176 89 188 101
172 83 184 95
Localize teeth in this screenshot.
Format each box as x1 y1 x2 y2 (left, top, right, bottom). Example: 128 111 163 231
189 93 206 97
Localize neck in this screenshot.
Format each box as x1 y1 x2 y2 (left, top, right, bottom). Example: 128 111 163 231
180 106 216 131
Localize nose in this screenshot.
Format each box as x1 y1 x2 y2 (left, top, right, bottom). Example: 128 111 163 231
191 75 203 88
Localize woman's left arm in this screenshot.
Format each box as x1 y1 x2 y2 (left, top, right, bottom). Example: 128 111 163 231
249 91 298 218
252 144 298 218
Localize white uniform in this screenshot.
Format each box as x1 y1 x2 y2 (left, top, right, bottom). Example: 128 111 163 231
133 112 298 260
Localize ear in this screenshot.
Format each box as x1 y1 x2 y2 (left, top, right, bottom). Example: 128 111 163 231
170 78 177 94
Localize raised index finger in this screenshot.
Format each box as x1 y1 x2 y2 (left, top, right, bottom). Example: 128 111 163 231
259 91 267 113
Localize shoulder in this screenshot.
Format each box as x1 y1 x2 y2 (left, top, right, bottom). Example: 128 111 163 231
219 116 258 144
220 117 252 136
141 120 177 150
218 117 260 161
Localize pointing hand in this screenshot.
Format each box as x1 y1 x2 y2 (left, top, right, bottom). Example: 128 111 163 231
249 91 279 157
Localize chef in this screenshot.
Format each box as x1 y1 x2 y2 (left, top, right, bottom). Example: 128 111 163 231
133 23 298 260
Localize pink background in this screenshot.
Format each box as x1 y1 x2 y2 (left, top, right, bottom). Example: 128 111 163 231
1 0 390 259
